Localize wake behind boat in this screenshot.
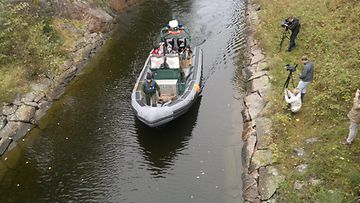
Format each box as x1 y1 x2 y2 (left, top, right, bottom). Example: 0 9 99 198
131 20 203 127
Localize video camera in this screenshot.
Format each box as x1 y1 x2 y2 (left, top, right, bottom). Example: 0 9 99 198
281 20 289 28
285 64 298 73
283 64 297 88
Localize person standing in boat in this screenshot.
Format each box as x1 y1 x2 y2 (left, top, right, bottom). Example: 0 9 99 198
151 43 165 56
181 45 193 68
167 19 183 34
142 73 161 107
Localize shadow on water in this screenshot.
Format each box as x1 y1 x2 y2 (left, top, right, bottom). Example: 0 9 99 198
136 97 201 177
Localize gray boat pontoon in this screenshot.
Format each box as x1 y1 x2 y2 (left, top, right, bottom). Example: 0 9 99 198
131 20 203 127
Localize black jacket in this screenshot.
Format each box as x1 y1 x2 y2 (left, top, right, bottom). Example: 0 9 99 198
287 18 301 33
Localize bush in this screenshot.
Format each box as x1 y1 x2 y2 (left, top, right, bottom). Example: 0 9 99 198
0 1 64 79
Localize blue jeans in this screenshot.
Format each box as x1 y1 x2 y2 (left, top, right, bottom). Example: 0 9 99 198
297 81 311 94
346 121 358 144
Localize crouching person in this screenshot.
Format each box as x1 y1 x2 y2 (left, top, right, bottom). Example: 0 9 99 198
142 73 161 107
284 88 302 113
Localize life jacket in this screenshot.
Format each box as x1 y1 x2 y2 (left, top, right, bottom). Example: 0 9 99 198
182 49 191 60
152 49 159 55
144 80 157 94
152 47 163 56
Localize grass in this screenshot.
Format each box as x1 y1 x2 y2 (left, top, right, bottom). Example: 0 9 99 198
0 3 87 103
251 0 360 201
0 66 30 103
53 17 88 52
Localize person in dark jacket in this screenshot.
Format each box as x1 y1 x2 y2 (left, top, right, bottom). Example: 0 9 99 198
142 73 161 107
297 55 314 101
284 16 301 52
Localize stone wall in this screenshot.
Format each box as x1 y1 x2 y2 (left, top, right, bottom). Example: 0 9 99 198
0 0 140 158
242 2 284 203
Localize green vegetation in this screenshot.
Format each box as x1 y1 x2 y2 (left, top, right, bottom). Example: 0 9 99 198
252 0 360 201
0 1 66 103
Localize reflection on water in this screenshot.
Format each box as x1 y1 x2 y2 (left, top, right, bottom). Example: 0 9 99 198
136 98 201 177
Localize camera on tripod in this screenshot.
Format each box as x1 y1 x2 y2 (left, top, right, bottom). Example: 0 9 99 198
285 64 298 72
283 64 298 88
281 20 290 28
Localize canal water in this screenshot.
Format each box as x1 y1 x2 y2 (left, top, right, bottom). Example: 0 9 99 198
0 0 246 202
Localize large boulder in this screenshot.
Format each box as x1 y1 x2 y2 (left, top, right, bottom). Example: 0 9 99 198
251 76 271 98
0 116 7 130
0 136 12 156
31 79 52 93
8 122 33 142
2 105 17 116
245 93 266 120
55 66 77 85
45 81 66 101
245 62 268 77
21 92 37 102
243 132 257 169
0 123 17 155
243 179 261 203
255 117 272 150
250 50 265 65
259 166 284 201
35 100 53 122
8 105 35 123
250 150 272 171
85 7 114 33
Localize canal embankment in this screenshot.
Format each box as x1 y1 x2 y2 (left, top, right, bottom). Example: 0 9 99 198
0 0 140 158
241 3 283 202
243 0 360 202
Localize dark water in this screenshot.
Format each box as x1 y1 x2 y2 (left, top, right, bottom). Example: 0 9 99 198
0 0 246 202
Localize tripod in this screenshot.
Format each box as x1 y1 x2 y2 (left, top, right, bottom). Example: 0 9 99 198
284 71 295 89
279 28 289 51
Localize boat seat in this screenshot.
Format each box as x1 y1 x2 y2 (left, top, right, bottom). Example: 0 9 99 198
165 54 180 69
150 56 165 69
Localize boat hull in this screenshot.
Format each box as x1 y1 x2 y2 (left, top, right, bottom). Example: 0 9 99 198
131 48 203 127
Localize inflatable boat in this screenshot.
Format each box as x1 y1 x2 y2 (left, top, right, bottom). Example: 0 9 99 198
131 20 203 127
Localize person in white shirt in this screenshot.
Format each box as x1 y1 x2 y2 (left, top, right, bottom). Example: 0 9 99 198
284 88 302 113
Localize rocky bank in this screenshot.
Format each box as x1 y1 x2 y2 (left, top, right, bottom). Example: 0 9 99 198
242 2 283 203
0 0 139 157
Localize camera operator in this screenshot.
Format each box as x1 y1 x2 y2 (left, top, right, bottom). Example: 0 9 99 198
282 16 301 52
343 89 360 145
284 88 302 113
297 56 314 101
